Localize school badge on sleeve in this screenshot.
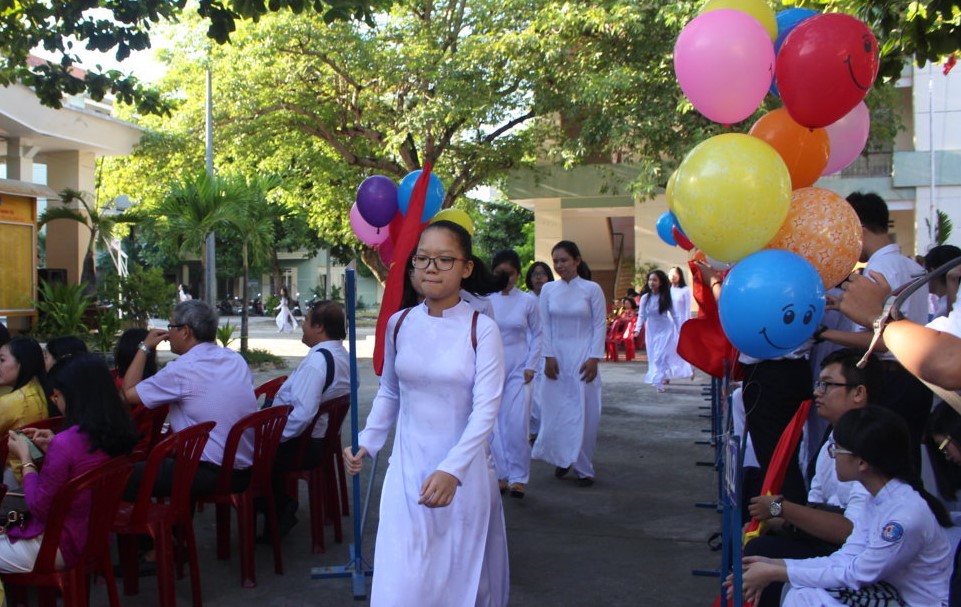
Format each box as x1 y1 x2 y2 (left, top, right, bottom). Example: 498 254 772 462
881 521 904 542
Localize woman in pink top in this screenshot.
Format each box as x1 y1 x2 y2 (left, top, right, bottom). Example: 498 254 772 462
0 353 138 571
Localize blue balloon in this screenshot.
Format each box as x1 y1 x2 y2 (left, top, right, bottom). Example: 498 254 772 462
770 8 818 97
718 250 825 359
397 170 445 222
656 211 678 247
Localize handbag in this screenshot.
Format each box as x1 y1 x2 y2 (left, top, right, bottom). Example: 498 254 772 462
0 494 30 533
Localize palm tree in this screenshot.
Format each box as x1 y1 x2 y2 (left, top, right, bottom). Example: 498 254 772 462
152 172 244 302
38 188 134 293
225 175 279 353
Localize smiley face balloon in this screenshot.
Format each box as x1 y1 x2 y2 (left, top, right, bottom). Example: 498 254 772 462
718 249 825 359
776 13 879 128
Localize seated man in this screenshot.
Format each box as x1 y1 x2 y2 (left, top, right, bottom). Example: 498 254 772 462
743 349 883 607
122 299 259 497
269 300 350 535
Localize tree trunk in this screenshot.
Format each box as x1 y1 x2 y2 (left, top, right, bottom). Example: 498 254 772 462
271 250 282 298
241 244 250 354
81 250 98 297
360 247 390 285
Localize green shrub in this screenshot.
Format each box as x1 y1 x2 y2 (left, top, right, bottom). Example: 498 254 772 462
90 307 122 353
217 321 236 348
240 348 287 367
101 265 175 327
34 281 93 339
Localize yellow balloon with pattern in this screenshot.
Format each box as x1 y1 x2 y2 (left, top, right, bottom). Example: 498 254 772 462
430 208 475 235
672 133 791 262
666 169 679 212
702 0 777 40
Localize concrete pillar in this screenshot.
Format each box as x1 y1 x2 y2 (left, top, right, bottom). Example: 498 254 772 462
4 137 36 181
534 198 563 263
43 151 96 284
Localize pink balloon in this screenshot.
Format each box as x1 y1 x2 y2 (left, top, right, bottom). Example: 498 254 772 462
674 10 775 125
350 202 389 246
821 101 870 175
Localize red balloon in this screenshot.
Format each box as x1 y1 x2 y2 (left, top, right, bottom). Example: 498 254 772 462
672 226 695 251
387 210 404 244
776 14 878 128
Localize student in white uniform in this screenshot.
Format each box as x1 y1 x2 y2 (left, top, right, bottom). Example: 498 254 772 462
344 220 509 607
489 249 541 499
734 406 953 607
532 240 606 487
525 261 554 443
743 349 881 607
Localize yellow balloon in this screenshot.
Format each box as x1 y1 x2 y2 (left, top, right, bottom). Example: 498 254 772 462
431 208 475 235
672 133 791 262
666 169 679 212
702 0 778 40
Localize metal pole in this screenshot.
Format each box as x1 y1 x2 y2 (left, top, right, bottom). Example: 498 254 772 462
205 65 217 305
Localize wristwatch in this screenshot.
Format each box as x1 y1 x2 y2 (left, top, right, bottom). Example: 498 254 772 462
769 496 784 518
137 341 153 355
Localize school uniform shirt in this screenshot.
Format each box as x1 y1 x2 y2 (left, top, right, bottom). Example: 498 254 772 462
489 286 541 484
358 301 508 607
853 244 928 361
274 340 350 441
136 342 258 467
783 478 952 606
807 431 870 526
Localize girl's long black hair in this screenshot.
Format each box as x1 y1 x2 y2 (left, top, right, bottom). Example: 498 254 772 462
647 270 673 315
48 353 139 457
524 261 554 291
835 406 952 527
4 337 53 410
423 221 507 296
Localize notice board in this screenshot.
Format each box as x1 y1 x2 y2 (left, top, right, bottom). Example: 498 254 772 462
0 194 37 316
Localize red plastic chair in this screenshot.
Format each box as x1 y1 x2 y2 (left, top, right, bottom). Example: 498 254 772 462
2 454 137 607
285 394 351 553
112 421 215 607
131 404 170 459
254 376 287 407
196 406 291 588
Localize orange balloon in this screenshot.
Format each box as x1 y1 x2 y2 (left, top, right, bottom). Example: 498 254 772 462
749 109 830 189
766 187 862 289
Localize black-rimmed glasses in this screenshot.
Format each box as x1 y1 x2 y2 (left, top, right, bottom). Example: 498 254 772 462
410 255 468 271
814 380 856 393
827 442 854 459
939 436 954 457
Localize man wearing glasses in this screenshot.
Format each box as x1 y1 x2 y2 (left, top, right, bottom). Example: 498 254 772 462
742 349 883 607
121 299 259 496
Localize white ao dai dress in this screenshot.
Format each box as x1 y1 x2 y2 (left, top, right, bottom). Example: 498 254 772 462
358 301 509 607
489 286 541 485
532 276 606 479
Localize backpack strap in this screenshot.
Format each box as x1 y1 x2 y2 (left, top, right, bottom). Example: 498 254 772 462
392 307 414 350
471 310 478 351
306 346 336 432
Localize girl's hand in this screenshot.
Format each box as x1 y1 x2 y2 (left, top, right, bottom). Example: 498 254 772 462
20 428 52 453
7 431 30 461
544 357 559 380
419 470 458 508
343 446 368 476
579 358 598 383
523 369 534 384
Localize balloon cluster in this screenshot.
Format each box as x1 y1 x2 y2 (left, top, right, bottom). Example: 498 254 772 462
349 171 474 266
662 2 880 359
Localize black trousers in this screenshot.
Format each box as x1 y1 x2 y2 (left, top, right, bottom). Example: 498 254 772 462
124 459 251 502
743 532 839 607
271 437 326 513
741 359 813 506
